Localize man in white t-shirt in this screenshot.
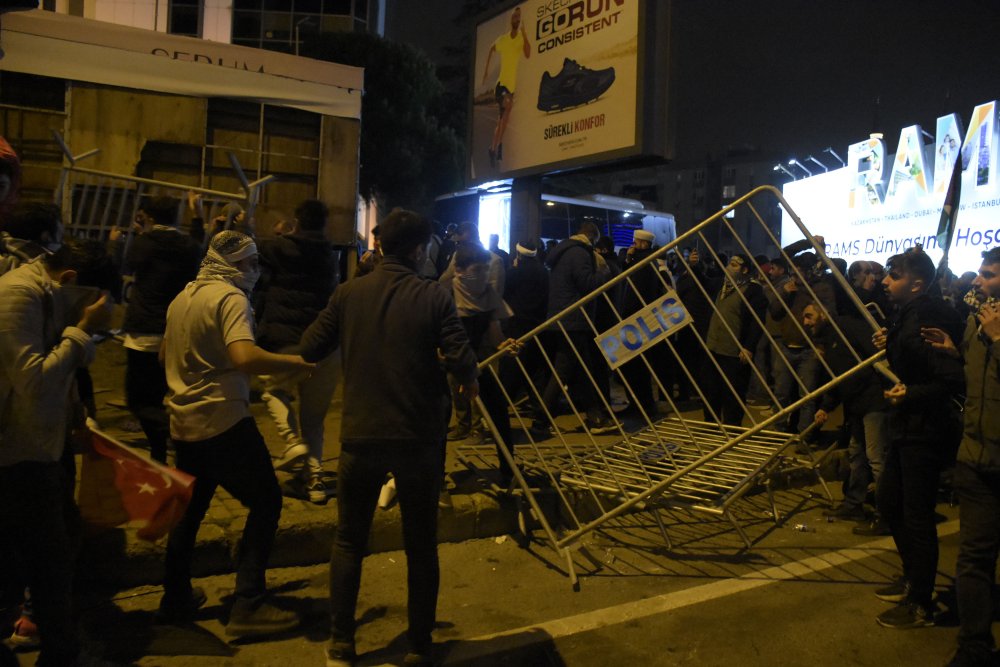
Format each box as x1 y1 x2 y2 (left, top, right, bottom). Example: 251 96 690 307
482 6 531 168
159 231 314 639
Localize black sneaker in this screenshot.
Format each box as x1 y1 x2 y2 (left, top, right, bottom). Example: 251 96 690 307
853 518 892 536
403 651 435 666
945 644 993 667
325 641 357 667
447 426 470 441
823 504 868 521
876 601 936 629
156 586 207 625
875 577 910 603
537 58 616 112
226 599 299 639
527 421 555 439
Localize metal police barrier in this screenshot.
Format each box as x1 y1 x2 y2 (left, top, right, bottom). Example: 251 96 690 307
456 185 889 588
51 131 272 241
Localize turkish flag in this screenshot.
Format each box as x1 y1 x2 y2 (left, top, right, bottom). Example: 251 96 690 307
78 429 195 541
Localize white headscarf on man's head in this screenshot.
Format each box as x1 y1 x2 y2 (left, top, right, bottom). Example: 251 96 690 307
197 230 259 293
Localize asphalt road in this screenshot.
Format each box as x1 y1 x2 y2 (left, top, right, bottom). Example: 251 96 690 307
10 484 972 666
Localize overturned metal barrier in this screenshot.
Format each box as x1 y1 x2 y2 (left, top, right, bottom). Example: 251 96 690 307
51 131 272 239
456 185 888 587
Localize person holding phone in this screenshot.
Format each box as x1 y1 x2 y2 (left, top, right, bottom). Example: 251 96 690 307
0 238 114 666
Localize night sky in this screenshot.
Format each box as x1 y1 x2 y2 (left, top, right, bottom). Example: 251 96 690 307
388 0 1000 164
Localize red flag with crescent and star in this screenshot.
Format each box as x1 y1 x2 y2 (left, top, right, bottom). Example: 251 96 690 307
78 429 195 541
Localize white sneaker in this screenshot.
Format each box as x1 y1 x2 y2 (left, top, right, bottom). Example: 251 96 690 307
306 476 329 504
274 443 309 471
378 477 397 509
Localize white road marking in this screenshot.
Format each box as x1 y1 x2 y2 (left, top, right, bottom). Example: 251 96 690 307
445 520 960 663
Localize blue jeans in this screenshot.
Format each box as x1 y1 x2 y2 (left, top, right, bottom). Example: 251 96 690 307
955 462 1000 653
772 344 819 432
330 442 442 654
261 351 340 476
843 411 888 508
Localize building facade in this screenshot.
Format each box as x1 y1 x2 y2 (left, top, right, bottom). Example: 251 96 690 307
38 0 385 47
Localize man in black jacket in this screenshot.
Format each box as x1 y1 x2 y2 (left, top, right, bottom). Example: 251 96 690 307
874 248 965 630
299 209 479 667
619 229 667 416
533 221 618 435
256 199 341 503
114 196 202 463
500 239 549 410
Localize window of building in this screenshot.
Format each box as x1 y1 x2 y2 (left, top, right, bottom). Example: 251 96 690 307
228 0 367 52
722 184 736 198
169 0 202 38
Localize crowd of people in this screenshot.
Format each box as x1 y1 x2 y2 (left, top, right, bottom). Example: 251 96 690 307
0 129 998 665
384 218 1000 667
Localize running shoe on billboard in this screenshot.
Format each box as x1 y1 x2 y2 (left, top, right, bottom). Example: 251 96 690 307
537 58 616 112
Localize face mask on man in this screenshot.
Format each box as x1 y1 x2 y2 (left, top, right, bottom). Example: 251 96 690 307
235 264 261 293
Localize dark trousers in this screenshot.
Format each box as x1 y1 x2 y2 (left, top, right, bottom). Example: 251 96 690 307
164 418 282 602
701 351 749 425
0 461 80 666
877 440 944 606
479 367 514 480
498 320 548 416
954 461 1000 652
621 342 679 416
673 328 705 402
330 442 442 653
539 331 608 424
126 348 170 463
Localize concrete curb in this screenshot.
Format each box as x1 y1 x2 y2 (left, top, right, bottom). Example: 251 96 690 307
77 450 847 589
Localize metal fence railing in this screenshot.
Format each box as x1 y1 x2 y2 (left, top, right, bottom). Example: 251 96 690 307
51 131 273 241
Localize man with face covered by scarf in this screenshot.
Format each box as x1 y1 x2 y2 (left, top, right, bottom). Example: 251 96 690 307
159 231 314 638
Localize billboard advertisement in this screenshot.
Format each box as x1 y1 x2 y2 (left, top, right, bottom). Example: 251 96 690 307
781 99 1000 274
469 0 642 184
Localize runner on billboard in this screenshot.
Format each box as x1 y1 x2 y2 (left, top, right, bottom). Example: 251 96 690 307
482 6 531 170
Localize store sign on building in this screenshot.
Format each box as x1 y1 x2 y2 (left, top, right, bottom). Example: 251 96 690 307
782 99 999 273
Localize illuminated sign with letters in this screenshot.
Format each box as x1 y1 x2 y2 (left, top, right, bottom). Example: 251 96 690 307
783 98 1000 273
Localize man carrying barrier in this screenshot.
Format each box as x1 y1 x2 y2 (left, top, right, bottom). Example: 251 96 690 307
871 247 964 630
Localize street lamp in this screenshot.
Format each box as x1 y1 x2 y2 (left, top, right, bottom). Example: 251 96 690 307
773 164 796 179
824 147 846 167
806 155 828 173
294 17 313 57
788 159 812 177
